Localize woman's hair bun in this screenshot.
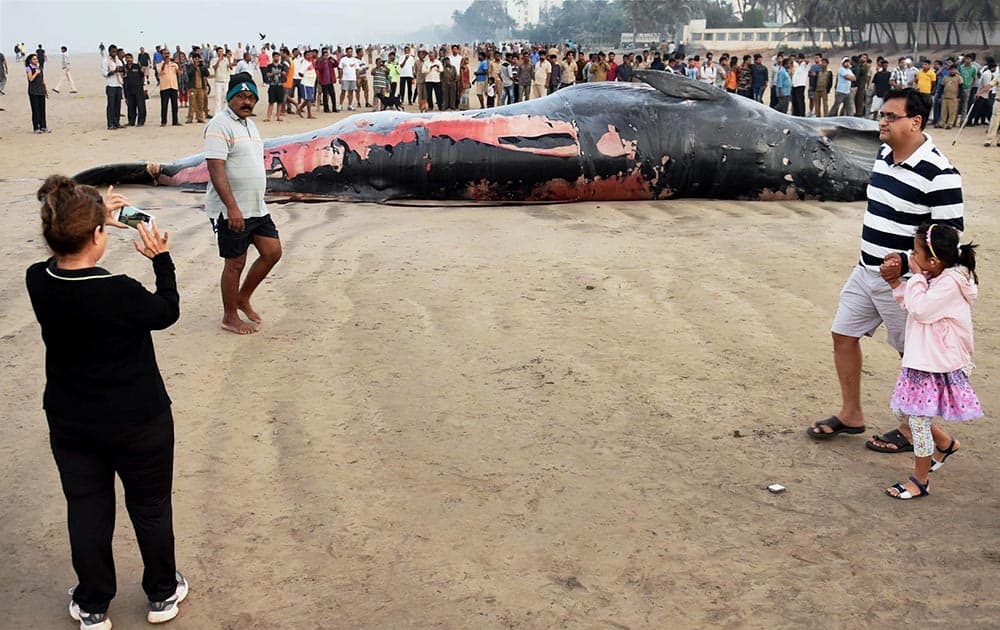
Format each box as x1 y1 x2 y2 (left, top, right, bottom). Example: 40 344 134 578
37 175 106 255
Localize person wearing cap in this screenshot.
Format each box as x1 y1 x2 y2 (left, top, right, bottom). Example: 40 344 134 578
830 56 855 116
204 73 282 335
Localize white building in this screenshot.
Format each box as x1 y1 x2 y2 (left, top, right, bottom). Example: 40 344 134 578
506 0 563 29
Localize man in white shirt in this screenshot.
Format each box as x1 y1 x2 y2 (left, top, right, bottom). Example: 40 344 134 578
448 44 463 75
53 45 77 93
530 55 550 100
399 45 415 105
338 46 362 111
101 44 123 129
234 52 254 76
792 54 809 116
699 58 716 85
212 47 232 114
422 51 443 110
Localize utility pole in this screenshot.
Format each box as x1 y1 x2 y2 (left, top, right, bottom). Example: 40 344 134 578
912 0 921 60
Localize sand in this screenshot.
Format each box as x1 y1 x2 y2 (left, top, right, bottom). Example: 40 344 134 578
1 54 999 629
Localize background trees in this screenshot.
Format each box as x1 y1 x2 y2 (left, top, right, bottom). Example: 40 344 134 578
445 0 1000 49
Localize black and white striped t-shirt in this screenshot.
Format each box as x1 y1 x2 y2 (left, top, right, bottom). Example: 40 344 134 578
860 137 963 271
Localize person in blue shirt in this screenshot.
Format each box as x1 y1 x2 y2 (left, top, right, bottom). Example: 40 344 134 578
774 58 792 113
474 51 489 109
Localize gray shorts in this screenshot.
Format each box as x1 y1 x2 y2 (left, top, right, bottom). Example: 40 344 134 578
341 80 357 92
831 264 906 352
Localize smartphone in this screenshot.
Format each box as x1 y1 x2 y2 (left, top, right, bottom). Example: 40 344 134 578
117 205 154 229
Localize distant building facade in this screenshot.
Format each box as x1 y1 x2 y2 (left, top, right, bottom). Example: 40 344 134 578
506 0 563 29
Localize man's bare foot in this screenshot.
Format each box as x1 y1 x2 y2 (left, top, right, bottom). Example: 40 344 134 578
263 117 270 122
238 300 263 324
221 315 258 335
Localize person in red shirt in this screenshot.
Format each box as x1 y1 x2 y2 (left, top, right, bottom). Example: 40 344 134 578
256 44 270 84
607 51 618 81
315 48 338 113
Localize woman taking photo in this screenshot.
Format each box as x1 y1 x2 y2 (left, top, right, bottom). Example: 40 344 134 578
26 52 50 133
25 176 188 629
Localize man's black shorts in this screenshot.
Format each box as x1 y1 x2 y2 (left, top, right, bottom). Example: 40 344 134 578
268 84 285 104
215 214 280 259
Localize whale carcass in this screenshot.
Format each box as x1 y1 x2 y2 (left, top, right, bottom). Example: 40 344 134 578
75 70 881 203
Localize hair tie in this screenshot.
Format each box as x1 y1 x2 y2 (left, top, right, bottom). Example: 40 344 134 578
926 224 938 259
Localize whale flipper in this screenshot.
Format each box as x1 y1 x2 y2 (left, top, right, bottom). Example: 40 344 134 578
634 69 725 102
75 162 157 186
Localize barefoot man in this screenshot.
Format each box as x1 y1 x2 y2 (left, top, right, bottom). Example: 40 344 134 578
205 72 281 334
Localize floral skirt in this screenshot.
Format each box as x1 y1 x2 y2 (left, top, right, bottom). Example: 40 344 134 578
890 367 983 422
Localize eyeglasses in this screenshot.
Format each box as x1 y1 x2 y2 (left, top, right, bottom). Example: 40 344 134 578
877 112 912 122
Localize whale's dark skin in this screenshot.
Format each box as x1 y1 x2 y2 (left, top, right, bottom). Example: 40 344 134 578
75 71 881 203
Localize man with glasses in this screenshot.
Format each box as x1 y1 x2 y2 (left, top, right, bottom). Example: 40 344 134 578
808 88 965 459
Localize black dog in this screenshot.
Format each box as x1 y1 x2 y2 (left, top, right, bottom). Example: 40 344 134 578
376 92 404 111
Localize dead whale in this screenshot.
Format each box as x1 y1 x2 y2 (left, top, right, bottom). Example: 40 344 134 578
75 70 881 203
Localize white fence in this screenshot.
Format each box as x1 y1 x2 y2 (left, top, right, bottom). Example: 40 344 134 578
682 19 1000 52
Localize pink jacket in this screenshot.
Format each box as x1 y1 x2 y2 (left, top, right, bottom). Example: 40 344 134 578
894 266 977 373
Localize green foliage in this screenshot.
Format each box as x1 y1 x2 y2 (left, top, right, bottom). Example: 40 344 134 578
742 8 764 27
451 0 517 40
703 1 740 28
522 0 630 45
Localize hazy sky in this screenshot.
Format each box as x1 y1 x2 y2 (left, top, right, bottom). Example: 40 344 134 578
1 0 471 53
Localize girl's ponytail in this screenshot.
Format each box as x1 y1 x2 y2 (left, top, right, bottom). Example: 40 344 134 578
958 241 979 285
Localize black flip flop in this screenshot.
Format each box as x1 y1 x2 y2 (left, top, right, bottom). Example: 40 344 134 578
806 416 866 440
865 429 914 453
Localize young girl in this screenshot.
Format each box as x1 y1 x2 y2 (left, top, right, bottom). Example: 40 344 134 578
486 76 497 108
882 222 982 499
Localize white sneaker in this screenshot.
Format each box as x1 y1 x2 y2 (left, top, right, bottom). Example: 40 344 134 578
147 572 188 624
68 588 113 630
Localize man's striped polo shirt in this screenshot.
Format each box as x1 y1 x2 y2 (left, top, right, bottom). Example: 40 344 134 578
861 135 963 271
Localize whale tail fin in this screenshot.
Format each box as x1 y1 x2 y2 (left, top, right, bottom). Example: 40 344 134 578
74 162 157 187
634 69 725 102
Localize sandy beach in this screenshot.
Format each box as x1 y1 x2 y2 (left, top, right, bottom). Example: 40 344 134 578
1 53 999 629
